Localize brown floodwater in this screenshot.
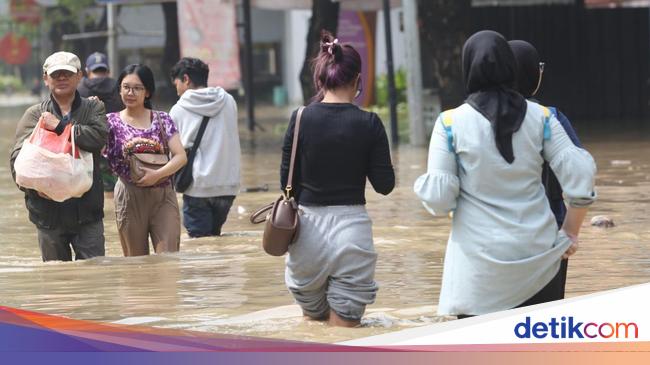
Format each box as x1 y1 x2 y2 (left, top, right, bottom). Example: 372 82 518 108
0 105 648 343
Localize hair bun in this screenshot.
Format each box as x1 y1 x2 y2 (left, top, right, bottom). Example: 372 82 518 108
324 38 340 55
320 30 342 60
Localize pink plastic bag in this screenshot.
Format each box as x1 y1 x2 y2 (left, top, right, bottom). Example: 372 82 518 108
15 123 93 202
29 119 74 156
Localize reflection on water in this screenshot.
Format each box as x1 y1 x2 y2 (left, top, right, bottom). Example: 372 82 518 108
0 105 649 343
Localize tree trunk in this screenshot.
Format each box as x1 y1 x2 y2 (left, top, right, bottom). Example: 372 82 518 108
161 2 180 87
418 0 472 110
47 6 78 53
47 4 112 64
80 7 109 58
299 0 340 104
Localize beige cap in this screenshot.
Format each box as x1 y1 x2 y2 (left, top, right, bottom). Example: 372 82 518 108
43 51 81 75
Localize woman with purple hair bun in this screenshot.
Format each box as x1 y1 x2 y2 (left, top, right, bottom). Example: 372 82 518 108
280 31 395 327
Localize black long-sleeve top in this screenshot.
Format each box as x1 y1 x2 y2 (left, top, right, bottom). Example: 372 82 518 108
280 102 395 206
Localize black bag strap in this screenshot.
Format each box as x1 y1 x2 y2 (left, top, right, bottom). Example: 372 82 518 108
189 116 211 156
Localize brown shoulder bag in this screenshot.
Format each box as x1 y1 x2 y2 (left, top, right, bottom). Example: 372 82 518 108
250 107 305 256
129 111 170 185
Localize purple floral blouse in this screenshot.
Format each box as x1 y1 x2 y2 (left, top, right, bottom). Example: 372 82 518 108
104 110 178 184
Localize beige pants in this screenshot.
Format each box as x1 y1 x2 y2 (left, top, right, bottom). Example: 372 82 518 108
114 179 180 256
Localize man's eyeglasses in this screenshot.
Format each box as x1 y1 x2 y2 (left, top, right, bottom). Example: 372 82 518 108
121 84 146 95
539 62 545 72
49 70 75 80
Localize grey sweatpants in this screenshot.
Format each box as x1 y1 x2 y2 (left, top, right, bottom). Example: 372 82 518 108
285 205 378 321
114 179 180 256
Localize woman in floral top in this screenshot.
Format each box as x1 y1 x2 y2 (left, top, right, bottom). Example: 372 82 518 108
104 64 187 256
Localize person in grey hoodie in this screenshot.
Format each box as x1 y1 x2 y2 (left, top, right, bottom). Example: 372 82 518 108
169 57 241 237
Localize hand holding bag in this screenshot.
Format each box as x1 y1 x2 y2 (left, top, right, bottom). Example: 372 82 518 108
15 122 94 202
29 116 77 157
250 107 304 256
129 153 169 181
129 112 170 184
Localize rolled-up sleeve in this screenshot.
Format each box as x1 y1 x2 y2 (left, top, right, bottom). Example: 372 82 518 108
542 113 597 208
413 116 460 215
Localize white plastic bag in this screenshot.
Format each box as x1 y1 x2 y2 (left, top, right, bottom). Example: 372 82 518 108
15 124 94 202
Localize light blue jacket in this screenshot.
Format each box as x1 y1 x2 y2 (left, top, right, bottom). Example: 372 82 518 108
414 101 596 315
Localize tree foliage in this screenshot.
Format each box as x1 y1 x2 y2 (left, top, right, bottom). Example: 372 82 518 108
47 0 109 58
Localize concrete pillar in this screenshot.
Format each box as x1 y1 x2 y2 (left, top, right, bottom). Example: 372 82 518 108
403 0 426 146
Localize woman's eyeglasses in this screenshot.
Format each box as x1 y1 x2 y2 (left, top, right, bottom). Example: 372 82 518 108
121 84 146 95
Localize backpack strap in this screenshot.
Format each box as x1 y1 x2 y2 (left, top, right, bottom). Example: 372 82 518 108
440 109 456 153
541 106 552 141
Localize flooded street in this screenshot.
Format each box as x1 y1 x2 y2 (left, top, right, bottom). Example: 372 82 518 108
0 105 648 343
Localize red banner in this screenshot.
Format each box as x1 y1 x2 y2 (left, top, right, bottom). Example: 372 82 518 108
177 0 241 90
0 32 32 65
10 0 41 25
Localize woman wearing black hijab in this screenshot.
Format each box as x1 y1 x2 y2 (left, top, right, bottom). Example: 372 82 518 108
414 30 597 317
509 40 586 309
509 39 583 227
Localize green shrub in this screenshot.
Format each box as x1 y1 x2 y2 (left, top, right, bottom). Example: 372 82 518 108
369 102 410 143
375 69 407 107
0 75 24 92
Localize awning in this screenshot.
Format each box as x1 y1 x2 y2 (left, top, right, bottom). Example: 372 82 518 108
472 0 574 6
36 0 175 5
472 0 650 6
584 0 650 7
39 0 400 10
251 0 402 11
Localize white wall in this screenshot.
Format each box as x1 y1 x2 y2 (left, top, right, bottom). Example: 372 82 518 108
117 5 165 50
375 7 407 76
283 10 310 105
251 8 286 43
0 0 8 16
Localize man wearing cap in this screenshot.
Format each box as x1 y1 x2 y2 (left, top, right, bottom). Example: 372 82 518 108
78 52 123 113
78 51 122 196
9 51 108 262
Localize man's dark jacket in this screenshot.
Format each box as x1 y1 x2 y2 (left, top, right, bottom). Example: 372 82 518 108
78 76 123 113
9 92 108 230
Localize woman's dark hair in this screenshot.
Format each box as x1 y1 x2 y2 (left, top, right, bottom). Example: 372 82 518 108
310 30 361 103
116 64 156 109
508 40 540 98
170 57 209 87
